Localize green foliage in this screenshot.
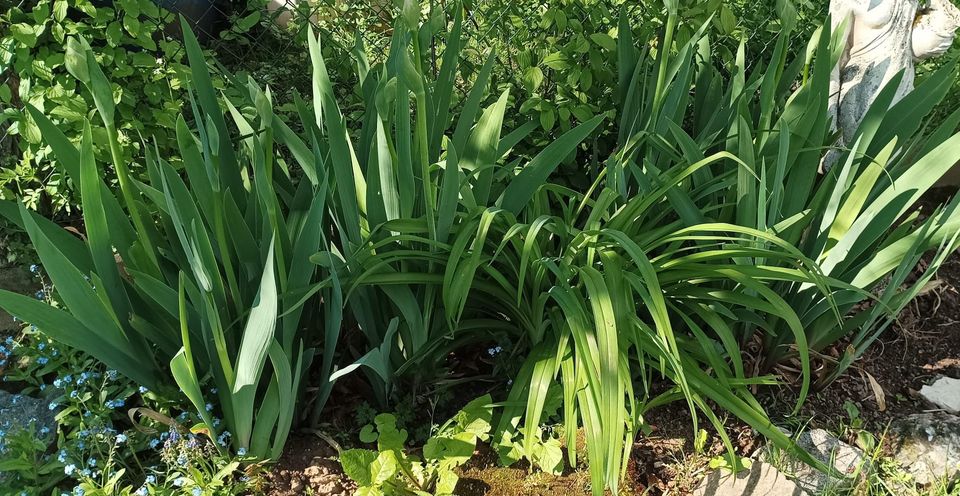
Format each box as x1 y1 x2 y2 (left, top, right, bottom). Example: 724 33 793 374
0 18 342 461
0 320 253 495
0 0 187 213
340 394 493 495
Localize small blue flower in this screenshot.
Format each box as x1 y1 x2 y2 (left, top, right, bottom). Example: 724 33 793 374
87 458 96 467
210 387 218 394
37 343 45 351
173 477 186 487
70 391 79 399
62 374 71 382
36 357 48 365
192 488 202 496
48 402 58 411
135 487 148 496
146 475 156 484
39 426 50 435
73 487 84 496
35 290 45 300
149 438 160 449
4 337 12 345
205 402 213 412
106 370 118 381
64 464 76 475
177 454 188 466
29 264 38 273
58 450 67 463
115 433 127 444
237 447 247 456
80 468 91 477
138 386 148 394
217 430 231 447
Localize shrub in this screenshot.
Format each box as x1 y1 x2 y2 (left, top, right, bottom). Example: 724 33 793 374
0 0 187 213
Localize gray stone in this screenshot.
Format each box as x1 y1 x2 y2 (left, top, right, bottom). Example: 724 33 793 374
920 377 960 413
765 428 869 494
891 412 960 486
694 461 806 496
0 389 57 442
0 267 38 333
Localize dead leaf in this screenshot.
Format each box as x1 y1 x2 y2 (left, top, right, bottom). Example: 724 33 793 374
865 371 886 411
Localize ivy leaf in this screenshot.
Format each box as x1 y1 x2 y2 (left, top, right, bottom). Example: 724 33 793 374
75 0 96 17
32 3 50 23
118 0 140 17
719 5 737 34
572 105 593 122
123 15 141 37
0 85 10 104
105 22 123 47
541 52 568 70
340 449 378 486
235 12 261 32
540 107 556 132
589 33 617 51
580 69 593 91
11 24 39 48
554 9 567 32
523 66 544 92
53 0 69 22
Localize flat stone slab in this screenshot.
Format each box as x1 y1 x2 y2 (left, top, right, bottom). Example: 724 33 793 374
920 377 960 413
767 428 869 493
891 412 960 486
694 461 807 496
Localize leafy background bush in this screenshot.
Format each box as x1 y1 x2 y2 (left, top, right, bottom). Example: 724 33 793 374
0 0 187 214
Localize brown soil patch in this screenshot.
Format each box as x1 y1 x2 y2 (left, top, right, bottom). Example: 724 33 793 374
260 433 355 496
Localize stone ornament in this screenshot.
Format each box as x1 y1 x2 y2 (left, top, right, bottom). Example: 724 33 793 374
825 0 960 169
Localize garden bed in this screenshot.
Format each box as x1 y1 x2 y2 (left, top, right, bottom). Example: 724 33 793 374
236 188 960 495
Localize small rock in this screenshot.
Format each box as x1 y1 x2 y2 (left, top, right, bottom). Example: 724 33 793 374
920 377 960 413
0 267 37 333
891 412 960 486
693 461 807 496
766 428 870 493
0 389 58 441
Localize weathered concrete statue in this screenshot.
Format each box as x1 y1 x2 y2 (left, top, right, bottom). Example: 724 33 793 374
826 0 960 167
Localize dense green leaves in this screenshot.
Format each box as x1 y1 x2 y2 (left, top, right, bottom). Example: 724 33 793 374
0 20 338 461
